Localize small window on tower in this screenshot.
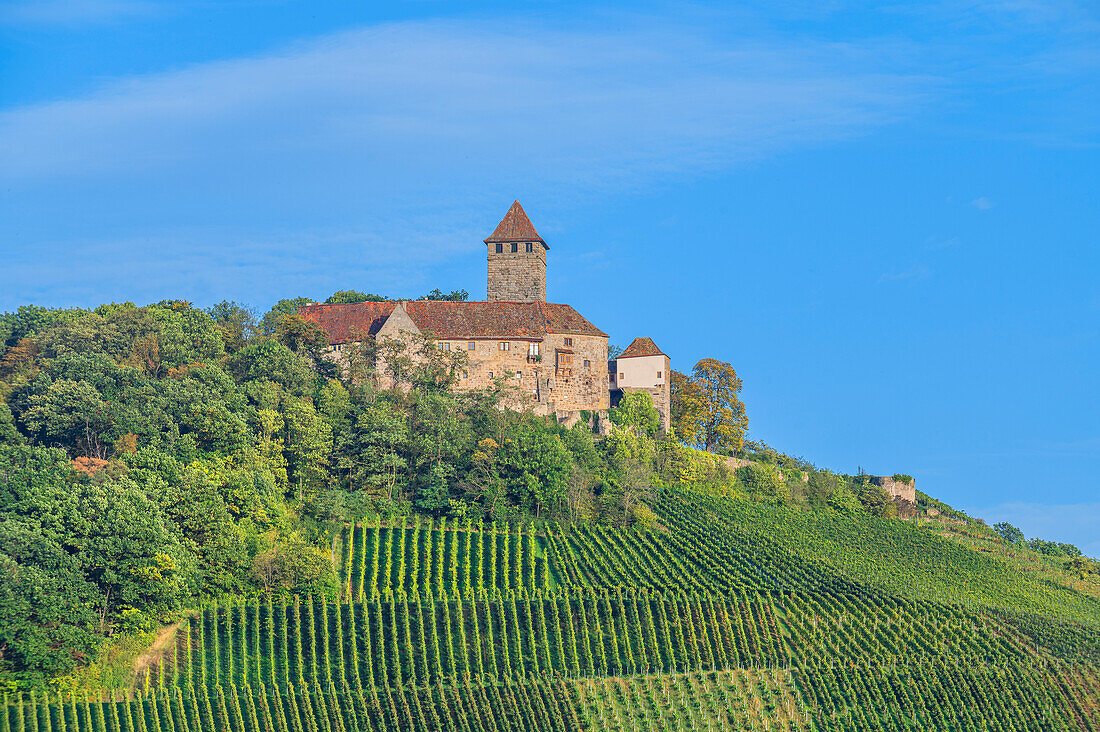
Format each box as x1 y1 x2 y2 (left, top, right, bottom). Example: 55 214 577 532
511 242 518 253
584 360 591 368
526 242 533 252
564 337 573 346
657 371 662 379
495 243 503 253
620 373 625 380
499 342 510 351
467 341 475 350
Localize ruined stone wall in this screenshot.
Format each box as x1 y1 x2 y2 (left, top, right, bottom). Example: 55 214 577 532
487 244 546 302
869 476 916 503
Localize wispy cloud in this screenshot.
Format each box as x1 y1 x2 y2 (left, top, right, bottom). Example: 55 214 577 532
923 235 962 250
0 0 160 25
879 264 931 283
0 16 941 308
971 196 996 210
969 501 1100 558
0 19 931 186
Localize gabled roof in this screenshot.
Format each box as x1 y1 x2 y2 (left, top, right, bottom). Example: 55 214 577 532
484 201 546 247
299 300 606 344
618 337 665 359
298 301 396 343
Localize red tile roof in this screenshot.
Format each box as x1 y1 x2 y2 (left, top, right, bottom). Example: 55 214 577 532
485 201 546 246
618 337 665 359
300 300 606 344
298 301 396 343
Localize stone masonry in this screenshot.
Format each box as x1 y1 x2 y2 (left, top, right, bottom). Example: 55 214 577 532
485 201 548 303
869 476 916 504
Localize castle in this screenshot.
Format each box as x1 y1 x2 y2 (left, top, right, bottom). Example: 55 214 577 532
300 202 671 427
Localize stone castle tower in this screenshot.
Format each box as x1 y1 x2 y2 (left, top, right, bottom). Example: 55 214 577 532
485 201 547 302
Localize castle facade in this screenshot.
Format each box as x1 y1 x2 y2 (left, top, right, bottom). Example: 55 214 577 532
301 202 627 419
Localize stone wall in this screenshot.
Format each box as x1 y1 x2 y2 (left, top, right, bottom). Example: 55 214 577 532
487 243 546 302
449 332 608 413
331 328 608 416
540 332 609 413
869 476 916 503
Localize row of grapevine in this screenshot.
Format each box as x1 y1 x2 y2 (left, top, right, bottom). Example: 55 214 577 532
661 489 1100 624
339 519 549 600
180 591 787 690
0 678 583 732
177 588 1042 694
575 670 811 731
792 659 1100 731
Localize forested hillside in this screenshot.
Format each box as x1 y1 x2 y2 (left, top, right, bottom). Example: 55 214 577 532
1 299 1097 730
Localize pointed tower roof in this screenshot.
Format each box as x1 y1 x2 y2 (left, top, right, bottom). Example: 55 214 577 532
618 337 665 359
485 201 547 248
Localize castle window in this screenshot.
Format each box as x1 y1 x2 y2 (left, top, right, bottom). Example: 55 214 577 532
335 344 342 353
564 337 573 346
499 342 510 351
559 353 573 366
495 243 503 253
657 371 662 379
620 373 625 380
462 370 468 379
511 242 518 253
528 343 539 356
526 242 533 252
468 341 475 350
489 372 494 379
443 342 451 351
584 359 591 368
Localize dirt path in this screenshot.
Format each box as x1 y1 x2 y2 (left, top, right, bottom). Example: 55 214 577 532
130 621 181 690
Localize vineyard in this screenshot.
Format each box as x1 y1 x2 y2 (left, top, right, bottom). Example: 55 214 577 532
5 488 1099 730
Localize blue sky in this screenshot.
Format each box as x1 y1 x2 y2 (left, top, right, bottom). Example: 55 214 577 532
1 0 1097 553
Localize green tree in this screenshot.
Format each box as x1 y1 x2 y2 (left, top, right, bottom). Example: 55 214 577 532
408 392 473 514
261 296 314 335
994 522 1026 545
737 462 787 504
338 395 410 505
0 399 21 444
669 369 704 446
250 538 337 598
0 525 100 686
827 482 862 514
690 358 749 453
608 390 660 437
421 288 469 301
282 395 333 493
228 339 314 396
66 479 191 632
22 378 113 458
325 290 388 304
208 301 259 354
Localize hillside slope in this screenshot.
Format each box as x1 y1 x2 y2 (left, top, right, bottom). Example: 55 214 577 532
4 486 1099 730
